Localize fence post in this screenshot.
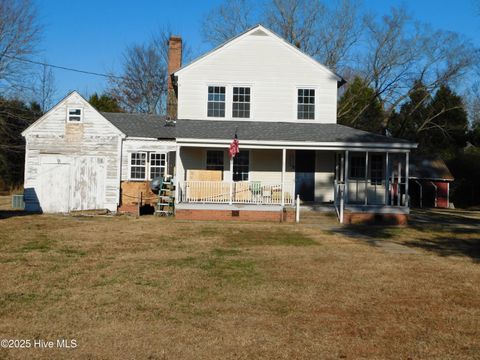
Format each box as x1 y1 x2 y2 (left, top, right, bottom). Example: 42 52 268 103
295 194 300 223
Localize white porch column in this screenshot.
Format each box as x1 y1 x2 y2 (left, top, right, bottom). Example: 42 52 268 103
384 152 389 206
174 146 182 204
344 150 349 205
281 148 286 206
397 158 402 206
364 151 369 206
229 156 234 205
405 152 410 207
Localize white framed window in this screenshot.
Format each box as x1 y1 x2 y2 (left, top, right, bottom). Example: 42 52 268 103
232 87 250 118
206 150 224 171
207 86 226 117
233 151 249 181
149 153 166 180
297 89 315 120
130 152 147 180
67 107 83 122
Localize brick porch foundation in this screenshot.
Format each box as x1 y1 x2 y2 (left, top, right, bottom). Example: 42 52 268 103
175 208 295 222
343 212 408 225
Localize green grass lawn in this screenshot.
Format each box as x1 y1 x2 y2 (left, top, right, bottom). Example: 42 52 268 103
0 212 478 359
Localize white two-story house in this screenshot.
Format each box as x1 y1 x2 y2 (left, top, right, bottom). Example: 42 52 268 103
22 25 416 224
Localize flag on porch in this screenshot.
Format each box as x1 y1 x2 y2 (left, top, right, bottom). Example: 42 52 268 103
229 132 239 158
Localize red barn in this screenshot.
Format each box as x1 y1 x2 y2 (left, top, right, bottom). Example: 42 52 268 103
408 155 454 209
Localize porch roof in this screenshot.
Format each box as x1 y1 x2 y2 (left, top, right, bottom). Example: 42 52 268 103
175 120 415 148
101 112 176 139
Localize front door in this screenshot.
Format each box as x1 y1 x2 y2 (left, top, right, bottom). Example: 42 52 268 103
295 150 315 201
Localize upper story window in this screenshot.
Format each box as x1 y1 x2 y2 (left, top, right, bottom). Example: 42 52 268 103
297 89 315 120
206 150 224 171
207 86 226 117
67 108 83 122
232 87 250 118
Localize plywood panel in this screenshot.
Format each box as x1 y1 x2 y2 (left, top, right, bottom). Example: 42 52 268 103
187 170 223 181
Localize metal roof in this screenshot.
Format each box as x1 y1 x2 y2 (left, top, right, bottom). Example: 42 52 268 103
101 112 176 139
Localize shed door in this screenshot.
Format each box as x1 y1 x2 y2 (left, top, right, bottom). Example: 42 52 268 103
38 156 71 213
70 157 106 211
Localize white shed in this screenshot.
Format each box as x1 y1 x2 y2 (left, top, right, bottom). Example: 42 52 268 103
22 92 125 213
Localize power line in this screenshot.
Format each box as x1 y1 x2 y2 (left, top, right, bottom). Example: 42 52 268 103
3 54 125 80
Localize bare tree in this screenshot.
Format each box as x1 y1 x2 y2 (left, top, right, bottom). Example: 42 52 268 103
201 0 256 45
357 6 478 130
108 43 168 114
202 0 361 72
0 0 41 94
36 63 56 112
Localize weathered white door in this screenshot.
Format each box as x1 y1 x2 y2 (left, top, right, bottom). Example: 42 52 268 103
70 157 106 211
37 155 71 213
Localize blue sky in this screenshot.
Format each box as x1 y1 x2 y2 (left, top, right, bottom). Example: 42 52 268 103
35 0 480 102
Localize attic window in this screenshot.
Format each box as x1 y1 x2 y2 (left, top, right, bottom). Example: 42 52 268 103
67 108 83 122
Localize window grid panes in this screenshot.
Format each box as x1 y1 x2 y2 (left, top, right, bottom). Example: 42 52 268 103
370 154 384 185
130 153 147 180
206 150 224 171
232 87 250 118
150 153 166 180
350 155 366 179
207 86 226 117
233 151 249 181
297 89 315 120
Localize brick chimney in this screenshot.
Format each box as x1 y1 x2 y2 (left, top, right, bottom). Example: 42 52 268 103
167 36 182 119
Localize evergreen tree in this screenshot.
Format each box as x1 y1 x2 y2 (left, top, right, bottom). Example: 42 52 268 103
338 76 384 133
88 93 123 113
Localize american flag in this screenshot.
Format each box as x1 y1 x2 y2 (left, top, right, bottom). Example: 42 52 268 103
229 133 239 158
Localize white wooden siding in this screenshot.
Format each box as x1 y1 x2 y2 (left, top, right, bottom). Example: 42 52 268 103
23 92 123 212
177 31 338 123
121 139 176 181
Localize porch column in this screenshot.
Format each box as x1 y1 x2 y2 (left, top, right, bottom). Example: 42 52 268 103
344 150 349 204
384 152 389 206
364 151 369 206
397 158 402 206
174 146 182 204
229 156 233 205
281 148 286 206
405 152 410 207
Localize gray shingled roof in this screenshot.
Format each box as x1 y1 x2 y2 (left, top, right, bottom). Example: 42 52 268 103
175 119 413 145
409 155 454 181
101 112 176 139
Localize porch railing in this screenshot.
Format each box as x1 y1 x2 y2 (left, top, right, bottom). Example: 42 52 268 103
178 181 295 206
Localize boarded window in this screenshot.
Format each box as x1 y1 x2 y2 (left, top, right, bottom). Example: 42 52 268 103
232 87 250 118
297 89 315 120
207 86 226 117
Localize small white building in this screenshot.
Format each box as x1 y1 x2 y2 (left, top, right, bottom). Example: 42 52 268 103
22 25 417 223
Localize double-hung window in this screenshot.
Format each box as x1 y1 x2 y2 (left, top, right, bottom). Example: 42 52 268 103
233 151 249 181
130 153 147 180
232 87 250 118
297 89 315 120
67 108 83 122
207 86 226 117
206 150 224 171
150 153 166 180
